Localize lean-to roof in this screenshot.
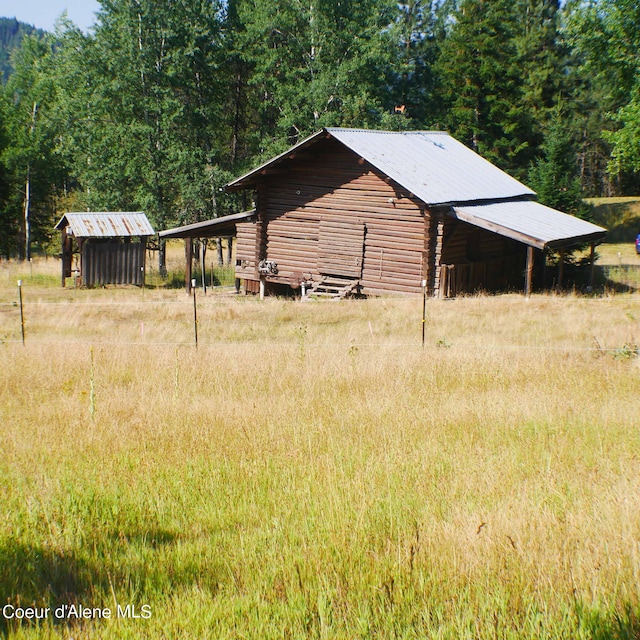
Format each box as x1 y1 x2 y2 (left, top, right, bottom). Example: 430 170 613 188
159 210 256 239
453 200 606 250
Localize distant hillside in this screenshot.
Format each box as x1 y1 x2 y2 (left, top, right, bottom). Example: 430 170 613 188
585 197 640 243
0 17 47 82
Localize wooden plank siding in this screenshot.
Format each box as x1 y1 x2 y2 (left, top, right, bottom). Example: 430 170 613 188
318 220 365 278
439 218 527 296
252 141 428 295
82 241 146 286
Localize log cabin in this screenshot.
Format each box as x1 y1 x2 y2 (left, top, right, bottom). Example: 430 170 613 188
163 128 606 297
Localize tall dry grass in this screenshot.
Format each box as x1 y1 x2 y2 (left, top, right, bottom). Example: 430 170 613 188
0 257 639 638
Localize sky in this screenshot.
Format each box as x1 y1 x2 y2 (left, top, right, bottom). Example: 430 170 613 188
0 0 101 32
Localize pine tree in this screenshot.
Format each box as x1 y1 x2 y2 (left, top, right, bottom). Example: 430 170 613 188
528 115 590 219
434 0 531 174
387 0 448 128
433 0 573 177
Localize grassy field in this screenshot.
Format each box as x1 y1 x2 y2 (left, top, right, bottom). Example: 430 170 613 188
586 197 640 245
1 257 639 639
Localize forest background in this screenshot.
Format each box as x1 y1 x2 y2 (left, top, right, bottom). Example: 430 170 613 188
1 0 640 270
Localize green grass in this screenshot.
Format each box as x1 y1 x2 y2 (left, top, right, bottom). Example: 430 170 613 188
1 259 639 638
585 196 640 243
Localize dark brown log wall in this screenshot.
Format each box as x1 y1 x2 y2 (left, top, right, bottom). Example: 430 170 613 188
439 218 526 295
235 221 261 281
257 140 427 295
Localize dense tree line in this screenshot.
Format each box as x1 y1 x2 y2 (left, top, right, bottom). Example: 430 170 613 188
0 0 639 261
0 18 47 82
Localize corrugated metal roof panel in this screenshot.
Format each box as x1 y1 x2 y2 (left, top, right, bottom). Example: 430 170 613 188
327 128 534 205
55 212 154 237
453 201 606 249
159 210 256 238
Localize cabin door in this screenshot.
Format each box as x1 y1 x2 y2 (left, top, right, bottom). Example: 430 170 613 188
317 220 365 279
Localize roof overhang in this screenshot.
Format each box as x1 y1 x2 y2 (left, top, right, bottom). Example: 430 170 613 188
452 200 606 250
55 212 154 237
159 210 256 239
226 131 329 192
225 128 535 205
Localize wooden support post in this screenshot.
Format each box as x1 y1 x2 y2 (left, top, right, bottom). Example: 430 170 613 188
589 243 596 289
77 238 84 286
226 236 233 266
542 247 547 291
525 246 534 297
201 240 207 294
185 237 193 293
216 237 224 266
558 247 565 290
61 230 65 287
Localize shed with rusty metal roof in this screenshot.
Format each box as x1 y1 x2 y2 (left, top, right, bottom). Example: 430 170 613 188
55 212 154 287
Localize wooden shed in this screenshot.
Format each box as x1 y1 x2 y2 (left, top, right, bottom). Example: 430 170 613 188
222 128 607 298
55 212 154 287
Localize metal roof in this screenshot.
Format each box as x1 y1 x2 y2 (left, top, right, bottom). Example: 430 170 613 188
226 128 535 205
55 212 154 237
159 210 256 239
326 128 534 205
225 128 607 249
453 200 606 250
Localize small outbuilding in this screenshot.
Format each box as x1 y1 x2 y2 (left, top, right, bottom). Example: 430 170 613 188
55 212 154 287
221 128 606 298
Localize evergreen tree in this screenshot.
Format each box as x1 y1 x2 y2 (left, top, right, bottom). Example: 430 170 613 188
515 1 567 136
528 115 590 219
434 0 532 174
231 0 400 160
387 0 450 128
433 0 573 177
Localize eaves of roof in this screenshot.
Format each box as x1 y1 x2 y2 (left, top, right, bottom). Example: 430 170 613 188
159 210 256 239
225 128 535 206
452 200 607 250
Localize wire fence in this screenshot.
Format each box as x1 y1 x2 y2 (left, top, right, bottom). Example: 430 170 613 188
1 269 638 355
0 336 637 356
599 264 640 290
